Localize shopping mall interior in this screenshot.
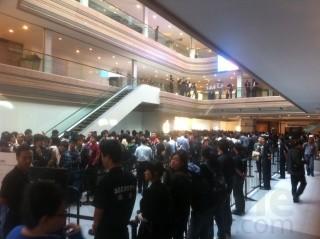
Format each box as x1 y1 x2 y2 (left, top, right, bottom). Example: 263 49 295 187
0 0 320 238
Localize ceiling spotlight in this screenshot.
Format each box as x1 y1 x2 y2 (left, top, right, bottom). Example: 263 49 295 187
22 25 29 30
112 55 115 59
153 15 157 19
115 62 118 65
58 37 62 41
179 32 183 36
8 29 14 33
76 49 80 54
208 49 212 53
168 24 172 29
136 4 141 9
97 56 101 60
89 48 93 51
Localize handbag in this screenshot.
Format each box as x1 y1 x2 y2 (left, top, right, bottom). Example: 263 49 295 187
252 151 260 161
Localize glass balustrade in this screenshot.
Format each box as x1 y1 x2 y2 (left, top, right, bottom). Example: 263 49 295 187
77 0 215 58
0 47 130 87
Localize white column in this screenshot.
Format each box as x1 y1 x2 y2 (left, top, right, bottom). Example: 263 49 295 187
189 37 196 58
80 0 89 7
142 6 149 37
236 72 243 98
43 29 53 73
131 59 138 87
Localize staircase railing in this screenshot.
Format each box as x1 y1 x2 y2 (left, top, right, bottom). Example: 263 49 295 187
45 83 133 136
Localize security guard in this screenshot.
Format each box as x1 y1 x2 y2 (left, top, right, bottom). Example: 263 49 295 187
92 139 137 239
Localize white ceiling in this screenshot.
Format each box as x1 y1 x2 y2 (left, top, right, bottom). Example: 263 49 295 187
139 0 320 113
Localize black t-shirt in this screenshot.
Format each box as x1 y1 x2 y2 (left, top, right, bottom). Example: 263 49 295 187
93 167 137 230
0 166 29 223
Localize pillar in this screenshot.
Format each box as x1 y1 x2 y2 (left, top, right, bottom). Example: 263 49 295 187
131 59 138 87
236 72 243 98
189 37 196 58
142 6 149 37
43 29 53 73
80 0 89 7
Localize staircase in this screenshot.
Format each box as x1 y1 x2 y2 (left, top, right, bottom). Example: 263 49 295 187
71 87 132 133
46 86 132 136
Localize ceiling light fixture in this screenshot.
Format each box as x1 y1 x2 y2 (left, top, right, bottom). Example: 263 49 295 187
179 32 183 36
97 56 101 60
76 49 80 54
8 29 14 33
136 4 141 9
112 55 115 59
115 62 118 65
153 15 157 19
168 24 172 29
89 48 93 51
208 49 212 53
58 37 62 41
22 25 29 30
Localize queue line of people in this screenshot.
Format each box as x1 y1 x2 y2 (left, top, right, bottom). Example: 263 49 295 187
0 128 316 239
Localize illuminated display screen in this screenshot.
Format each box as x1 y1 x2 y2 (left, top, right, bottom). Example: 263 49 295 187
217 55 239 72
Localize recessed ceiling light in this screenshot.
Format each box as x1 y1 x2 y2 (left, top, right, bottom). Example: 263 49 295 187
179 32 183 36
112 55 115 59
58 37 62 41
89 48 93 51
202 75 206 78
214 74 217 77
22 25 29 30
76 49 80 53
8 29 14 33
168 24 172 29
153 15 157 19
115 62 118 65
97 56 101 60
136 4 141 9
208 49 212 53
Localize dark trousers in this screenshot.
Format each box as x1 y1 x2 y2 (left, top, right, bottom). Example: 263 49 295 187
279 154 286 178
262 159 271 189
233 176 245 213
188 209 214 239
85 165 97 196
291 174 307 198
215 194 232 238
137 161 149 193
95 226 128 239
172 215 189 239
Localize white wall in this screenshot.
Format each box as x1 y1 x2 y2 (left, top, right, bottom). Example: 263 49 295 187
0 99 79 133
82 85 160 134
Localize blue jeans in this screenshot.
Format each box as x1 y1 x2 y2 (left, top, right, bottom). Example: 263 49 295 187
305 154 315 176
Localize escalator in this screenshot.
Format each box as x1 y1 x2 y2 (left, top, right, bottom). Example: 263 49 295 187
46 85 133 136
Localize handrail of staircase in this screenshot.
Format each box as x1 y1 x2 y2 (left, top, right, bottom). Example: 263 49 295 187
63 85 133 135
45 80 134 136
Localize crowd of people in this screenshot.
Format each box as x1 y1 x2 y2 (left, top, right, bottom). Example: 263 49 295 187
0 128 318 239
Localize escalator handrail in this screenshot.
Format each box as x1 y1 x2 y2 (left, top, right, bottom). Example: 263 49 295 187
63 85 133 134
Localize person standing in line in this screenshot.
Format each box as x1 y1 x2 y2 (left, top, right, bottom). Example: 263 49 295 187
287 139 307 203
164 150 192 239
260 135 272 190
215 140 234 239
0 144 32 237
92 139 137 239
232 143 246 216
278 136 287 179
303 135 317 177
137 162 173 239
135 137 153 194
